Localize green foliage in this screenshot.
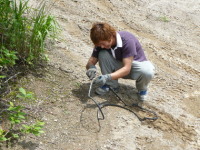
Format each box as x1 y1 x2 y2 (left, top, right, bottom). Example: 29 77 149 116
159 16 170 22
22 121 45 136
16 87 34 100
0 89 45 142
75 82 81 88
8 102 26 125
0 0 59 66
0 75 6 78
0 129 7 141
0 47 18 67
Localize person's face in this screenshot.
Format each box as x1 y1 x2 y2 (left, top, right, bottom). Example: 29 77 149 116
95 36 116 49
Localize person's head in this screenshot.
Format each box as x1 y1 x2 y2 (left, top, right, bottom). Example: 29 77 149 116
90 22 116 49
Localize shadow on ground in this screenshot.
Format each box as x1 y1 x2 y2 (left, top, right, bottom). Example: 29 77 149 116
71 82 159 130
72 82 139 106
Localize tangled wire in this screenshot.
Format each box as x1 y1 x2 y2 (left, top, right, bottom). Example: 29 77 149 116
88 79 158 122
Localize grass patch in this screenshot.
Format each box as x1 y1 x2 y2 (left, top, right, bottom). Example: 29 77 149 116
159 16 170 22
0 0 59 66
0 0 59 146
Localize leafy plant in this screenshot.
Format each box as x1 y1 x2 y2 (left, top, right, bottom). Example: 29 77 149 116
0 0 59 66
0 129 7 142
16 87 34 100
8 102 26 126
0 47 18 67
0 90 45 142
22 121 45 136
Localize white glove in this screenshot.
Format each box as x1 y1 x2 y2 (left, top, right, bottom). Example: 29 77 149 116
94 74 111 86
86 65 97 80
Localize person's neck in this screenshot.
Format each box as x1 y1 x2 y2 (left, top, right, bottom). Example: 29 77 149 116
111 36 117 48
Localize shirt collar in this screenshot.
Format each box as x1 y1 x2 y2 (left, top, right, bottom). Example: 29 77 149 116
116 32 122 48
112 32 122 50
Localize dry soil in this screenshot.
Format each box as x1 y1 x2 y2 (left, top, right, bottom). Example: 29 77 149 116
1 0 200 150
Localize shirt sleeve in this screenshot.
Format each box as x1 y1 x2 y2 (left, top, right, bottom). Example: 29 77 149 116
91 47 99 58
122 38 137 58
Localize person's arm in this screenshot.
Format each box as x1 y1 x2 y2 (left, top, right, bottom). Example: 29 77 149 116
110 56 133 80
86 56 98 70
93 56 133 86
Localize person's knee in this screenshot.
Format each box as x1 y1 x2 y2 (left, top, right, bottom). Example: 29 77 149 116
142 69 155 81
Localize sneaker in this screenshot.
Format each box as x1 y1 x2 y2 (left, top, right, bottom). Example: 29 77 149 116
95 85 119 95
138 90 147 101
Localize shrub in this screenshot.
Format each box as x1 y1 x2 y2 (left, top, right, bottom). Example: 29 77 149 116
0 0 58 66
0 47 18 67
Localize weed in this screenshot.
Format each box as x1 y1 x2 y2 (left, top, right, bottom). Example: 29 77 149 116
0 0 59 66
16 87 34 100
0 88 45 142
75 82 81 88
22 121 45 136
0 47 18 67
0 129 7 141
0 0 50 144
159 16 170 22
8 102 26 126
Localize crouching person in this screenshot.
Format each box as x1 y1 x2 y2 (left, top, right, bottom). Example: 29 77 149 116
86 22 155 102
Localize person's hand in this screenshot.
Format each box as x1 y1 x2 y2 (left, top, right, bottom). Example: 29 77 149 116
94 74 111 86
86 65 97 80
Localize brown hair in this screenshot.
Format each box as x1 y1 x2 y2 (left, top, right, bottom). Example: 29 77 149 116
90 22 116 44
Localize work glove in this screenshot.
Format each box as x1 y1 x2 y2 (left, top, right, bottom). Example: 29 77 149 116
86 65 97 80
94 74 112 86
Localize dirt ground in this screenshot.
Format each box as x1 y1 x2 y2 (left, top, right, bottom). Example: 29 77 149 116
1 0 200 150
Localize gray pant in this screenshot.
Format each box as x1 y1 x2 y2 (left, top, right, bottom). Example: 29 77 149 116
98 50 155 91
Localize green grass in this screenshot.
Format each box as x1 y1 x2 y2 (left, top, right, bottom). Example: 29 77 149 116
0 0 56 144
0 0 59 66
159 16 170 22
